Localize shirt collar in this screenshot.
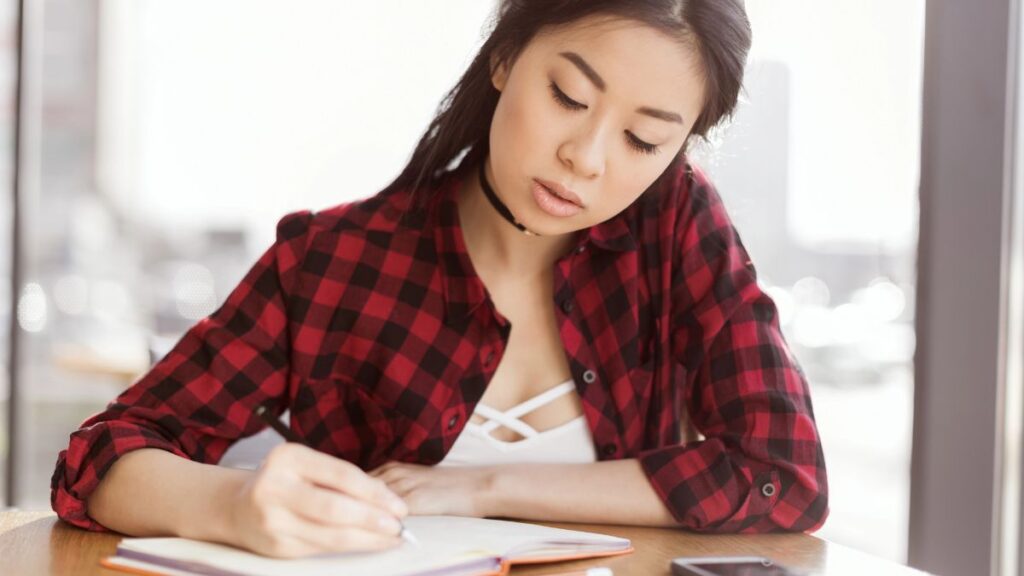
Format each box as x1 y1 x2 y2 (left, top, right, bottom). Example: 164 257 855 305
430 173 489 325
429 170 638 325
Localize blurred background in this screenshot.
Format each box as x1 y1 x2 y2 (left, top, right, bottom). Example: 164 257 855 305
0 0 1004 571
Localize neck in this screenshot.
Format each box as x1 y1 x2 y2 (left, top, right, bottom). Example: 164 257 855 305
456 159 577 276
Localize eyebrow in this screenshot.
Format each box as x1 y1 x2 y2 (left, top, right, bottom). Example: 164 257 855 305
558 51 685 125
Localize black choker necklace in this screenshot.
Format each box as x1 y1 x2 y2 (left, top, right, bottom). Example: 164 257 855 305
478 162 538 236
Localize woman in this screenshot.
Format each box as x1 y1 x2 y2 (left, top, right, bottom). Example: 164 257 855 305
52 0 829 558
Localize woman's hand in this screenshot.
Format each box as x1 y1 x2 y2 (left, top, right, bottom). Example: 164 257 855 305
224 443 409 558
368 461 496 517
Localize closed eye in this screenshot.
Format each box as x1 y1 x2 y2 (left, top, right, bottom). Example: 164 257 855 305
549 80 585 110
547 81 661 156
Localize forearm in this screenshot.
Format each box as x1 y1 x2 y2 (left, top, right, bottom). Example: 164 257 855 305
484 459 678 526
86 448 252 542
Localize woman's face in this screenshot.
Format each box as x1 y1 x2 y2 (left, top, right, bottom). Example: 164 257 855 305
487 15 707 236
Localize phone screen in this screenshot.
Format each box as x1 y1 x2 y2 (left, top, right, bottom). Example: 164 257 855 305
678 560 799 576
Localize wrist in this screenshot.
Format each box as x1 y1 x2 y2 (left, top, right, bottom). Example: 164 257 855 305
474 465 506 517
178 465 252 543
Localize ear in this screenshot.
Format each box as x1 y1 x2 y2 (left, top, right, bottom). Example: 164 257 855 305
489 50 510 92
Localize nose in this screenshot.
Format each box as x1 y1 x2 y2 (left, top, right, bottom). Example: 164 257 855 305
557 122 607 180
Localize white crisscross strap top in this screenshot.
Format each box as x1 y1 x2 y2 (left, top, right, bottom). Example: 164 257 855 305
437 379 598 467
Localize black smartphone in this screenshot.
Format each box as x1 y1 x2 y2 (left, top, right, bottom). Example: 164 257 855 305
671 556 804 576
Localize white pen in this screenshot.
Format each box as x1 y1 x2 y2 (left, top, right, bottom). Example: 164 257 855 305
399 521 420 546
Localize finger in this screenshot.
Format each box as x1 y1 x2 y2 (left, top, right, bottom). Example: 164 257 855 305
367 461 401 477
368 459 407 477
265 509 400 557
288 512 403 554
260 534 322 559
382 475 420 497
286 484 404 536
377 463 424 484
273 445 408 517
247 509 324 559
375 467 406 484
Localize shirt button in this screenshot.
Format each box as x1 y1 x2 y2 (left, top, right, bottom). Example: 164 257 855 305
602 443 617 457
484 351 495 366
761 483 777 498
582 369 597 384
561 299 574 314
575 245 586 254
447 415 460 430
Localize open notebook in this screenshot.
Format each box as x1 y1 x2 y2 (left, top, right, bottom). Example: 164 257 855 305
100 515 634 576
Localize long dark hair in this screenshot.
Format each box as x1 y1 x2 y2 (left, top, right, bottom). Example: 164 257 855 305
384 0 752 209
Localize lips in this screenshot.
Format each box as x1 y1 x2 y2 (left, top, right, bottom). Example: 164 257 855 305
531 180 583 218
535 178 584 208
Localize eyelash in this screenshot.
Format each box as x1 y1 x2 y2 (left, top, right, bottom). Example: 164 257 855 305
547 81 661 156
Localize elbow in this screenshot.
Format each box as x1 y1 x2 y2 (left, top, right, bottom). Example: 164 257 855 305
50 450 111 532
773 489 829 534
757 472 830 534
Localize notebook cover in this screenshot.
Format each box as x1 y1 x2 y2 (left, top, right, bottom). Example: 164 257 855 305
101 554 507 576
101 545 635 576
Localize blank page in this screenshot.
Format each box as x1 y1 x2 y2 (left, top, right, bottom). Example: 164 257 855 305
107 515 632 576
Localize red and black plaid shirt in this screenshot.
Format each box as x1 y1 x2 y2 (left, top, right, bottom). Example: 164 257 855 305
52 157 828 533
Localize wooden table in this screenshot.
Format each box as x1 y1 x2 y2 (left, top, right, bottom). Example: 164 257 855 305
0 510 930 575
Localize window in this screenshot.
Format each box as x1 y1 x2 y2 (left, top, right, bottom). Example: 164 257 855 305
692 0 925 562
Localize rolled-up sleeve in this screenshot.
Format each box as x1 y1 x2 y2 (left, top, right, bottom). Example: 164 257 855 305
638 167 829 533
50 210 314 531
